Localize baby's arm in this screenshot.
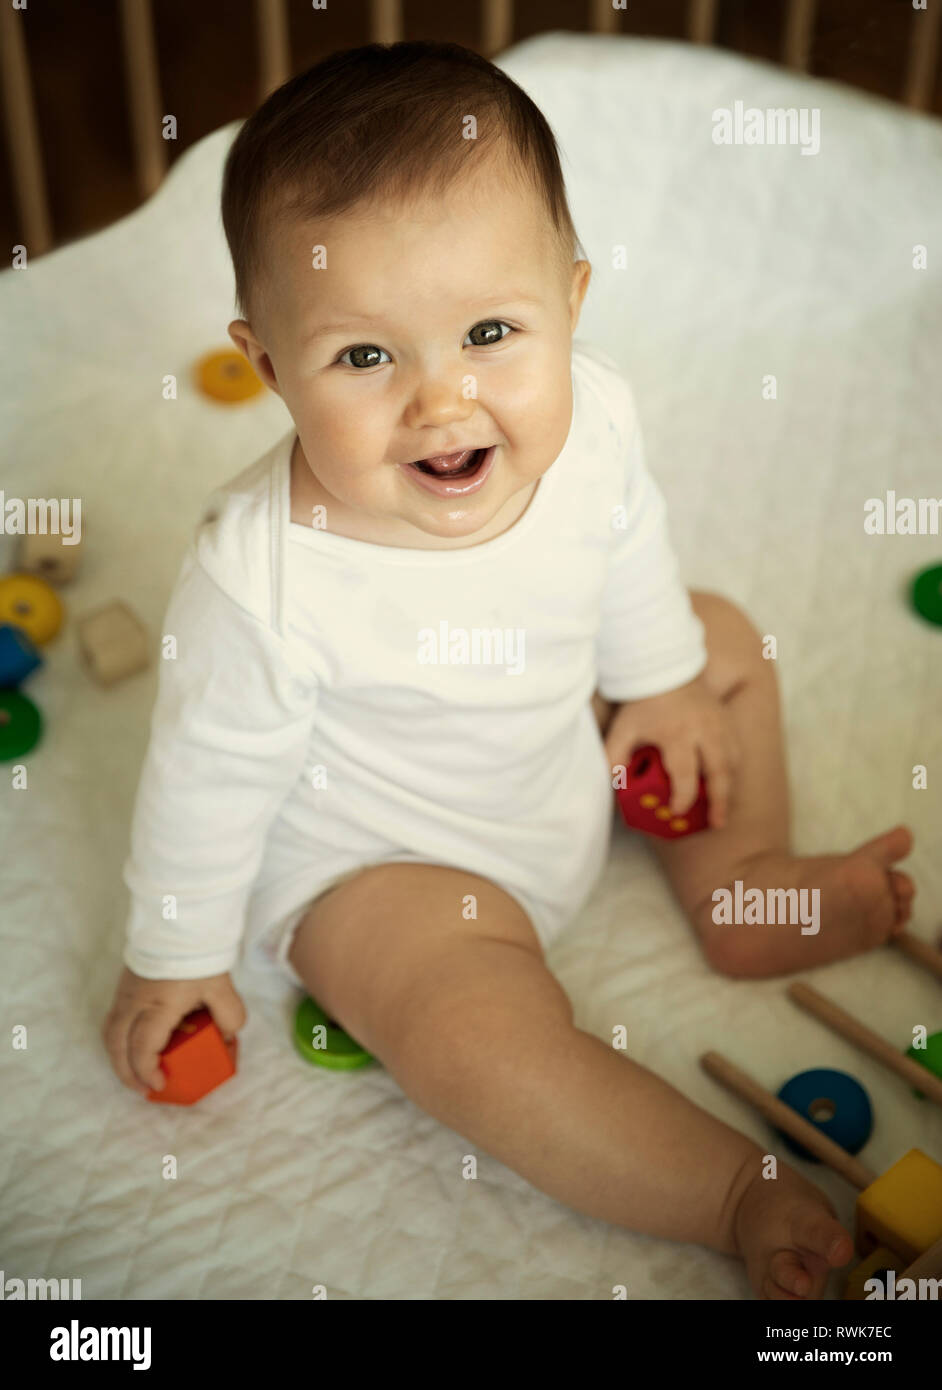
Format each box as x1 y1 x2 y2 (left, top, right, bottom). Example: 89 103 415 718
594 386 737 820
103 544 318 1092
595 406 707 707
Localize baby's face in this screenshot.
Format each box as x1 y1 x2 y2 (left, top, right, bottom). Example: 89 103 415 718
231 158 589 545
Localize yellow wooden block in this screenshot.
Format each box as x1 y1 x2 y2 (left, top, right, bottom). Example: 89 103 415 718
855 1148 942 1265
843 1246 901 1301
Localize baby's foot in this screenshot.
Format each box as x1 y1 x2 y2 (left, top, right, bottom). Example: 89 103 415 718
732 1162 854 1300
702 826 915 975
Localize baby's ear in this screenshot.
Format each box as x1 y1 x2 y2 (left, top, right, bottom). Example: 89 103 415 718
227 319 253 355
568 260 592 330
226 321 281 397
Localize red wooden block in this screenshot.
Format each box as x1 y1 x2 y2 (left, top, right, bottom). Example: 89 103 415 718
615 744 709 839
147 1008 238 1105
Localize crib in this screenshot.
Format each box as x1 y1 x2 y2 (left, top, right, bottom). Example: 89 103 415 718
1 0 939 256
1 4 940 1305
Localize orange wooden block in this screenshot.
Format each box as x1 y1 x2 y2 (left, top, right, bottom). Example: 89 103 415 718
147 1008 238 1105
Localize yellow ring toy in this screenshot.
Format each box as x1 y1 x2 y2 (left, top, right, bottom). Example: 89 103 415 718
194 349 265 403
0 573 64 644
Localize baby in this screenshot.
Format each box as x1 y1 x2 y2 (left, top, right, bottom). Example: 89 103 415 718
104 40 916 1299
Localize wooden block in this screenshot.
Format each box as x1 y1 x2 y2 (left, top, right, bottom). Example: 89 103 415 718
147 1008 238 1105
615 744 709 838
76 601 149 687
856 1149 942 1265
18 529 83 585
843 1246 902 1301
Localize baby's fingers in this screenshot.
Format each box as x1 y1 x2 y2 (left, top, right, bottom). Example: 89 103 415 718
102 1010 151 1097
203 984 248 1043
700 739 733 829
662 744 700 817
127 1007 180 1094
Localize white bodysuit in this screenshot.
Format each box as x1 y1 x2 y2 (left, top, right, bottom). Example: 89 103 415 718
122 340 706 987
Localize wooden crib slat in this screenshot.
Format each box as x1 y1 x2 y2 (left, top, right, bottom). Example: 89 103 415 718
118 0 167 200
257 0 290 99
482 0 514 56
0 3 52 255
687 0 718 46
783 0 818 72
370 0 403 45
591 0 619 36
904 0 941 110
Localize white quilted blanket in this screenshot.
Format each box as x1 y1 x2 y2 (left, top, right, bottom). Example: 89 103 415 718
2 33 940 1300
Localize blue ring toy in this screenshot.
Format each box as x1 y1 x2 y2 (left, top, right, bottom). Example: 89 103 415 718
775 1068 873 1162
0 622 42 688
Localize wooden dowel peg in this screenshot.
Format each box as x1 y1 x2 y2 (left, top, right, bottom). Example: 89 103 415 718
900 1234 942 1282
787 981 942 1109
700 1051 876 1189
893 929 942 984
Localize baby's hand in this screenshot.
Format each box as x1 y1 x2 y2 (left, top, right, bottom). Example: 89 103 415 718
604 673 740 829
102 966 247 1097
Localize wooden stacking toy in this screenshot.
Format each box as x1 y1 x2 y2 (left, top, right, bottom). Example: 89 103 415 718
18 528 83 585
615 744 709 839
76 600 149 687
786 979 942 1107
701 1049 942 1289
911 562 942 627
293 995 373 1071
0 574 57 760
194 347 265 403
0 572 63 644
774 1066 873 1161
702 936 942 1297
0 689 42 761
147 1008 238 1105
0 622 42 687
893 928 942 983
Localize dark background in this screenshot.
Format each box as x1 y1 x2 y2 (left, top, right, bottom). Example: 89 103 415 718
2 0 937 255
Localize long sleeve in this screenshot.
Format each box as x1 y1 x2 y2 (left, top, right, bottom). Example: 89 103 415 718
121 546 319 979
595 403 707 703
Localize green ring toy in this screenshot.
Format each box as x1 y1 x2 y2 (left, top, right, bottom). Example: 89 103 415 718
0 689 42 761
911 564 942 627
905 1030 942 1100
293 995 373 1071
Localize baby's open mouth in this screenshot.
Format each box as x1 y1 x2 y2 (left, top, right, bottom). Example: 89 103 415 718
411 447 486 477
400 445 497 498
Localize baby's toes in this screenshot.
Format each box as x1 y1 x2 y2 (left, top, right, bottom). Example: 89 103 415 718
797 1208 853 1264
761 1210 852 1300
887 870 915 928
853 864 909 945
766 1249 814 1299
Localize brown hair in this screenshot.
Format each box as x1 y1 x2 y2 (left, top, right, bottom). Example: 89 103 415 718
221 40 581 324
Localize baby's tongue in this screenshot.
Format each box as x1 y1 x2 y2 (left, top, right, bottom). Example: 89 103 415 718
420 449 474 475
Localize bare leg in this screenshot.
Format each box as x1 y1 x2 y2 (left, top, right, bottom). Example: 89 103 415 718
599 592 915 978
289 862 853 1298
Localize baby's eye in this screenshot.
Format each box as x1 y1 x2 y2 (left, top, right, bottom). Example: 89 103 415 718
464 320 514 347
338 344 391 369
